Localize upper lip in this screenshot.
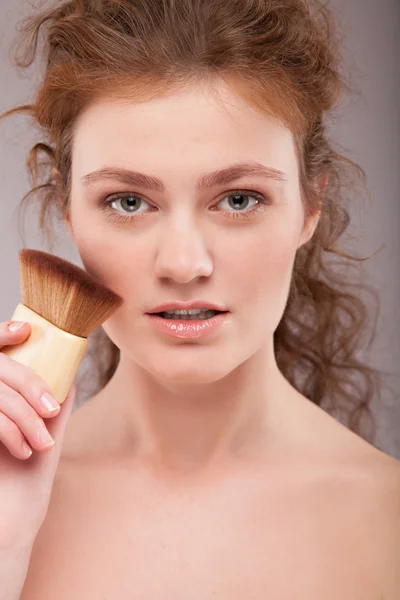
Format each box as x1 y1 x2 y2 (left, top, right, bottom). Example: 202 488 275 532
146 301 229 314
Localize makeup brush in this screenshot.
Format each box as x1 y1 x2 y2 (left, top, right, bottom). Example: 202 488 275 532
1 249 123 404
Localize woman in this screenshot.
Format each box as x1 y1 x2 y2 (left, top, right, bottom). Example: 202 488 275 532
1 0 399 597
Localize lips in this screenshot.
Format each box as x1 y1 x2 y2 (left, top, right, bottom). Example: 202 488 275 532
147 310 229 339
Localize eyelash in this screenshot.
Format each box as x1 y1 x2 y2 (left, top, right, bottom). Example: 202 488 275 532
99 190 271 223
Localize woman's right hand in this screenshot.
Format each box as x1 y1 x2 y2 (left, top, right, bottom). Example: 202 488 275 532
0 320 76 549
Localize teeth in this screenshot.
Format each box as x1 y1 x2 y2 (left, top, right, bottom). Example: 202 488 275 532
163 308 212 315
159 309 218 320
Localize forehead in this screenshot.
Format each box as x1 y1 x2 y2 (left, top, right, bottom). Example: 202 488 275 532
72 83 298 178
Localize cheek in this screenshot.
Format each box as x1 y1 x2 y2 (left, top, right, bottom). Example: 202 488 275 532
81 250 149 308
73 239 115 289
69 199 154 295
70 229 142 300
69 208 146 296
224 223 299 326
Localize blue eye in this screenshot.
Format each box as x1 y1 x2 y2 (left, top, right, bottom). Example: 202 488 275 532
100 190 271 223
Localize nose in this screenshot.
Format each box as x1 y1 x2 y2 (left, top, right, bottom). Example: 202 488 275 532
154 219 213 283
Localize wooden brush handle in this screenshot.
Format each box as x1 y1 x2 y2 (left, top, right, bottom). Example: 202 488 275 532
1 303 88 404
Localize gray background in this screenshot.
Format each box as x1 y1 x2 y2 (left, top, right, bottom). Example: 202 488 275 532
1 0 399 458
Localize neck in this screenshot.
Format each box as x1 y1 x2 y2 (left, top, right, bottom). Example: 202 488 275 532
92 341 295 475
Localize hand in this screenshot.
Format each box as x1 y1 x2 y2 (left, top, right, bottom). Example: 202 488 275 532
0 320 75 547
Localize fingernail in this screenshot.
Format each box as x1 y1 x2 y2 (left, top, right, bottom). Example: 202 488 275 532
8 321 25 332
21 441 33 457
40 392 60 413
39 426 55 447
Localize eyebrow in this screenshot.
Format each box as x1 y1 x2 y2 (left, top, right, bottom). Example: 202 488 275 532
81 162 288 192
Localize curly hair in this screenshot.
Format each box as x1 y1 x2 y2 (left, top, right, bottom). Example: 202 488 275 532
0 0 388 445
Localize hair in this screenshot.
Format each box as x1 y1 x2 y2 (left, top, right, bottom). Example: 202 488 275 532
0 0 391 445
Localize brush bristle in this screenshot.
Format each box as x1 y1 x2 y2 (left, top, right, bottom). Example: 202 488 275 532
19 249 123 338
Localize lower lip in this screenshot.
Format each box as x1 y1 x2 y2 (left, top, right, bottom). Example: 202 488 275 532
146 312 229 339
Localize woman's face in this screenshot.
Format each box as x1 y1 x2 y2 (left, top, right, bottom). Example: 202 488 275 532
65 81 318 384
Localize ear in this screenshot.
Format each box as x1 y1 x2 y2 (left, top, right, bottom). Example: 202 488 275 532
63 213 74 239
298 209 320 248
297 171 328 249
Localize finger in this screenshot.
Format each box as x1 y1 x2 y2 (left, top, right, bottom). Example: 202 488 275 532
0 321 31 350
46 384 76 443
0 411 34 460
0 352 61 420
0 381 57 453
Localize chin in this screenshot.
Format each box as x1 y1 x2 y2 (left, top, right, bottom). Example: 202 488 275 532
152 364 232 385
138 352 238 386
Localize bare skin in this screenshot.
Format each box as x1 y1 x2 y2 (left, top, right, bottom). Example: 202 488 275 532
18 80 400 597
20 382 400 599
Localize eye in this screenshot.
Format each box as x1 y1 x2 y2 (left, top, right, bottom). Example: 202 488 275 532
100 189 270 222
216 192 266 218
107 194 150 216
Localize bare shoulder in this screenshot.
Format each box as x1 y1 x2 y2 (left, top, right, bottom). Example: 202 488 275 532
359 451 400 600
366 450 400 598
312 404 400 597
